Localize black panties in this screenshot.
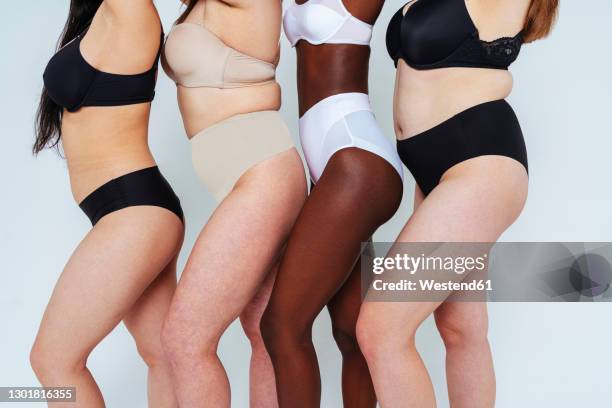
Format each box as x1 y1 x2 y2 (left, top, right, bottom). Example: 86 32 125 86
397 99 528 196
79 166 183 225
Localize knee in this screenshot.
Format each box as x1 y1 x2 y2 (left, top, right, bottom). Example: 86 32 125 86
435 313 489 350
240 312 265 349
134 336 169 370
30 340 53 381
330 315 360 356
356 312 417 363
161 317 217 367
259 309 282 354
30 338 85 383
355 314 382 362
260 308 308 359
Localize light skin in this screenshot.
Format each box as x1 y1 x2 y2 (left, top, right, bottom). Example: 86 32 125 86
356 0 532 407
160 1 307 407
30 2 183 407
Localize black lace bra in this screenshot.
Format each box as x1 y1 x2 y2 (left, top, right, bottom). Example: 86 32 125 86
386 0 523 70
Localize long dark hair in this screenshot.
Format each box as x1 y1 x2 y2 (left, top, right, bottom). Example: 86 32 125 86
33 0 102 154
177 0 198 24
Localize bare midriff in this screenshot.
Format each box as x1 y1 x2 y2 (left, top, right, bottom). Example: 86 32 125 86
393 63 513 140
393 0 530 140
178 82 281 138
61 5 162 204
178 0 282 138
296 43 370 117
62 104 156 203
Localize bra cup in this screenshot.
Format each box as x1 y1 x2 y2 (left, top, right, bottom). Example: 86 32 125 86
385 9 403 62
160 35 181 84
283 11 301 45
224 52 275 88
163 24 228 88
162 25 202 85
43 41 96 111
399 0 476 66
285 4 346 45
163 23 277 88
160 49 175 83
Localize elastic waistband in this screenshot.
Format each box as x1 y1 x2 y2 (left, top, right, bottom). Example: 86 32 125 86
300 92 373 137
399 99 513 145
192 110 286 140
78 166 183 226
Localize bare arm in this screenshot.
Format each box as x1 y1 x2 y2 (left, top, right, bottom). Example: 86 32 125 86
103 0 156 20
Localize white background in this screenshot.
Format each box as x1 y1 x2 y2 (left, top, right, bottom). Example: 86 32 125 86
1 1 611 407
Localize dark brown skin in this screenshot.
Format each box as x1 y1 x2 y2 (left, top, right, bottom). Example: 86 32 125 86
297 44 370 116
296 0 385 115
260 1 402 407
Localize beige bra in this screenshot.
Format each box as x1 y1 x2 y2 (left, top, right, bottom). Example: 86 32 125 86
162 22 277 89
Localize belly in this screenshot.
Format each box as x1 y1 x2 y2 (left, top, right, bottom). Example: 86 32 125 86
393 61 514 139
61 104 155 203
177 82 281 138
296 43 370 116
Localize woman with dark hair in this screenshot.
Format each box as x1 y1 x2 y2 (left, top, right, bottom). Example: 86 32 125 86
30 1 183 406
356 0 559 406
159 1 307 407
259 0 404 407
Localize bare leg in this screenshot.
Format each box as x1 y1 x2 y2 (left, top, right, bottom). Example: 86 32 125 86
435 302 495 407
327 240 377 408
30 207 184 408
239 265 279 408
124 256 180 408
261 148 403 408
357 156 528 408
161 150 306 408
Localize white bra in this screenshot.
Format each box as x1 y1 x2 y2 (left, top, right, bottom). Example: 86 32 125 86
283 0 373 46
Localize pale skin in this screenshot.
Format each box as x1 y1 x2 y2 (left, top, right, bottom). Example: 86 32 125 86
30 1 183 408
356 0 532 407
160 1 307 407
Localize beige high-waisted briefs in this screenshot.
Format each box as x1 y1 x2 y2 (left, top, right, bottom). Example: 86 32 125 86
191 110 295 201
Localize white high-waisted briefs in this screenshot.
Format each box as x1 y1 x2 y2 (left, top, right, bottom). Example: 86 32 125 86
299 92 403 183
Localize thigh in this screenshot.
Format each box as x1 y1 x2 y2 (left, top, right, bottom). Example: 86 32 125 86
166 150 307 341
34 206 183 361
403 155 528 242
240 260 278 335
327 240 371 332
123 255 179 352
266 148 403 328
360 157 527 336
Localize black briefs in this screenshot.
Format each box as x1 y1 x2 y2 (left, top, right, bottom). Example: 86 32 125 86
396 100 528 196
79 166 183 226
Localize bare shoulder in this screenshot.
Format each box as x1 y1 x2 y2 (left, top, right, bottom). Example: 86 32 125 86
102 0 158 21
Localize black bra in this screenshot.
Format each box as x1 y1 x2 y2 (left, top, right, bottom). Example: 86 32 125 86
43 27 163 112
386 0 523 70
